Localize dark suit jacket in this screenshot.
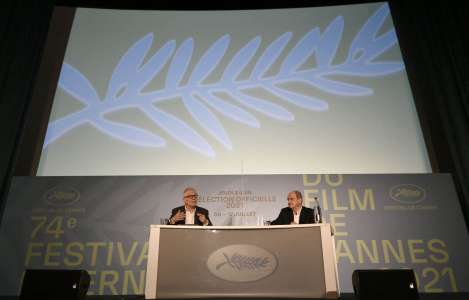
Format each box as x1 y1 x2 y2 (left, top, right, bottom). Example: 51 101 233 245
169 205 212 226
271 206 315 225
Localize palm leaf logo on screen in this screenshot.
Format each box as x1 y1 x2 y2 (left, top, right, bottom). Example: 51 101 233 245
45 4 403 157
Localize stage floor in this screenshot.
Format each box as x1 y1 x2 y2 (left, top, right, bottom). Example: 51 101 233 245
2 293 469 300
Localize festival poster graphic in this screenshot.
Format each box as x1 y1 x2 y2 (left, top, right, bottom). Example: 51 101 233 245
0 174 468 295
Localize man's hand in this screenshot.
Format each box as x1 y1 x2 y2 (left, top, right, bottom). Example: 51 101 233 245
197 213 209 226
170 210 185 224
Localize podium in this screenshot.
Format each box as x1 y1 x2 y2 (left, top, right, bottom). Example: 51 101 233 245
145 224 339 299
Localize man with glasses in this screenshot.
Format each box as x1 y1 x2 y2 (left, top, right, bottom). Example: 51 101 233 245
271 190 315 225
168 187 212 226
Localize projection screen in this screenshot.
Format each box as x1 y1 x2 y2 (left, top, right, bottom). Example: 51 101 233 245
37 2 431 175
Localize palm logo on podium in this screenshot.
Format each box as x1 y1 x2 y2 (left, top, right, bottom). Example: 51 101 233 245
207 244 277 282
216 252 270 271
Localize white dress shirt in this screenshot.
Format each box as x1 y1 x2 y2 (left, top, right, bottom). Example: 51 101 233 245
293 207 302 224
185 207 195 224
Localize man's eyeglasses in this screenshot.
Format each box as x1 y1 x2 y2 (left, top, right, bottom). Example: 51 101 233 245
184 194 199 199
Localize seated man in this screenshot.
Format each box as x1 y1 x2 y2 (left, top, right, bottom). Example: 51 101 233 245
168 187 212 226
271 190 315 225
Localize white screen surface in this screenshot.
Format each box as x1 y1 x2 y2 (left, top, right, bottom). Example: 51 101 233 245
37 2 431 175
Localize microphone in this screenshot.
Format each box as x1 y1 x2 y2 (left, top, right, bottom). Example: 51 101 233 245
313 196 322 224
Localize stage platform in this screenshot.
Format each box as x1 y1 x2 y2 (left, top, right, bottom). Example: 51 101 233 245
1 293 469 300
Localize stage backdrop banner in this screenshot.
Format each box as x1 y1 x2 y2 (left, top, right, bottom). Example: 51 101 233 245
0 174 468 295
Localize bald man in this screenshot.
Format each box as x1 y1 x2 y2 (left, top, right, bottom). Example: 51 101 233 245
271 190 315 225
